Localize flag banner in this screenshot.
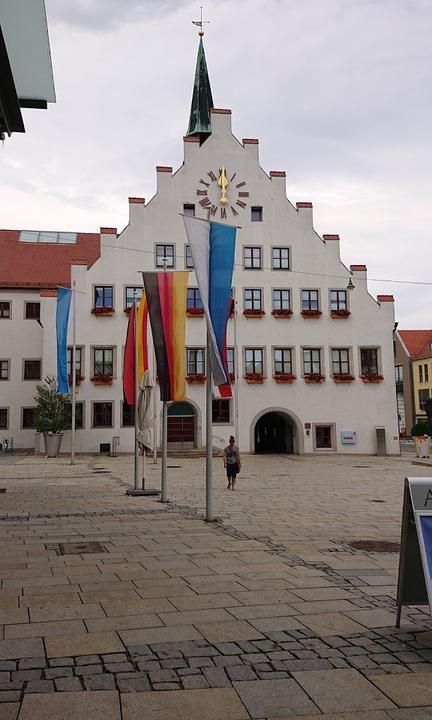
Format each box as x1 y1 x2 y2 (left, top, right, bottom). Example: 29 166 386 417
56 287 72 393
123 294 149 406
142 271 188 402
182 217 236 394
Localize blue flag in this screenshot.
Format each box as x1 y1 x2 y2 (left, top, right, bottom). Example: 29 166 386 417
56 287 72 393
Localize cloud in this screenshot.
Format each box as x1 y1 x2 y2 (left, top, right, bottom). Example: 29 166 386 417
46 0 190 30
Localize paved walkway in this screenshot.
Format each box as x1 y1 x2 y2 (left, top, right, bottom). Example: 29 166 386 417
0 451 430 719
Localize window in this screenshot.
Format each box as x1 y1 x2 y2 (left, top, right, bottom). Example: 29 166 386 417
66 401 84 429
187 349 205 375
0 408 8 429
330 290 347 311
22 407 38 429
360 348 379 376
419 365 423 383
25 302 40 320
315 425 334 450
244 246 262 269
272 247 290 270
395 365 403 383
301 290 319 311
20 231 76 244
425 364 429 382
272 289 290 311
122 402 135 427
332 349 350 375
419 389 430 411
251 206 263 222
227 348 235 375
245 348 263 375
185 245 194 268
93 348 114 377
23 360 41 380
274 348 292 375
303 348 321 375
0 302 10 318
93 402 113 428
183 204 195 217
0 360 9 380
212 399 230 423
156 244 174 268
244 289 263 311
186 288 203 310
125 287 143 309
94 286 113 310
67 347 82 378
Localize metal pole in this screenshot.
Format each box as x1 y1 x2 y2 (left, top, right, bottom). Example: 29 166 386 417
161 401 168 502
133 290 141 491
71 280 77 465
205 330 214 521
233 287 240 443
153 349 158 464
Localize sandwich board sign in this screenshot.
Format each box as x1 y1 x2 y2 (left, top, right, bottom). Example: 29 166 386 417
396 477 432 626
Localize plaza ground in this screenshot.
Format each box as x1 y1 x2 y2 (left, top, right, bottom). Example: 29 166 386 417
0 449 431 719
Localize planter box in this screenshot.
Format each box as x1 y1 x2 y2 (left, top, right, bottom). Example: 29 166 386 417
186 308 205 317
245 374 264 384
333 374 355 383
124 307 132 315
91 307 114 316
271 310 293 318
304 374 325 384
301 310 322 318
44 432 63 458
361 375 383 383
274 374 296 383
331 310 351 318
68 375 83 386
243 310 265 318
186 374 206 384
91 375 113 385
415 435 431 458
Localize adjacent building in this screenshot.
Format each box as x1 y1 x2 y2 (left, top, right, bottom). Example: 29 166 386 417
0 38 400 455
394 330 432 432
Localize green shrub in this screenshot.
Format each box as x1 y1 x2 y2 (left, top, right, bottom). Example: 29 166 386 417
411 422 430 437
34 376 72 434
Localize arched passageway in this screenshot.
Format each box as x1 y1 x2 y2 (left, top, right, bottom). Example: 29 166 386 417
254 411 297 454
167 402 196 448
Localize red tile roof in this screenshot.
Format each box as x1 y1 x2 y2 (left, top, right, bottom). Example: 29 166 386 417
0 230 100 289
399 330 432 359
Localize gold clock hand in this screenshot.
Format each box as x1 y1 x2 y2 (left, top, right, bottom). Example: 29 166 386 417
218 167 228 205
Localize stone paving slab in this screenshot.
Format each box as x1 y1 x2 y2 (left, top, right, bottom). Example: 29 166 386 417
233 678 319 717
119 625 203 646
0 639 44 661
298 613 367 637
45 632 125 658
121 687 249 720
0 705 19 720
195 620 264 643
292 669 396 713
369 672 432 707
18 691 121 720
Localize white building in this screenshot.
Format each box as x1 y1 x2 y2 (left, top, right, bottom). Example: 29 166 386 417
0 39 400 456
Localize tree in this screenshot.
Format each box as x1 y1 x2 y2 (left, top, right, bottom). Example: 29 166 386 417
34 376 72 434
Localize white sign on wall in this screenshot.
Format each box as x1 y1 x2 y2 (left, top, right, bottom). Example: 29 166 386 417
341 430 357 444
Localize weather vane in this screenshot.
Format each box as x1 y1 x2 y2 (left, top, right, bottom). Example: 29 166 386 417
192 6 210 36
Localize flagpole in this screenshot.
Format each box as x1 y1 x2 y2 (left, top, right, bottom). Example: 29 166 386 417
233 287 240 443
160 258 168 502
133 290 140 491
71 280 76 465
205 330 214 522
153 348 158 464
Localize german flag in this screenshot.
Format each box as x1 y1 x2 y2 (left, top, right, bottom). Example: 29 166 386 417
123 294 148 406
142 272 188 401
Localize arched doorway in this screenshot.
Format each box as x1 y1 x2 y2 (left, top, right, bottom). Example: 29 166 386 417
167 402 196 448
254 411 295 454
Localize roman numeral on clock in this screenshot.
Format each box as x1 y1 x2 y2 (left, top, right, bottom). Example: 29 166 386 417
210 205 218 216
220 207 227 219
238 192 249 197
199 179 210 188
231 206 239 217
236 181 246 189
208 171 217 182
196 189 207 196
199 197 211 208
236 200 247 209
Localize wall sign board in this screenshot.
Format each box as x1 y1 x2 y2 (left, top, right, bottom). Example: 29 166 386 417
341 430 357 444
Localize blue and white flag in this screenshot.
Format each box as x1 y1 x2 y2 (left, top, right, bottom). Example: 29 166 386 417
182 216 236 390
56 287 72 393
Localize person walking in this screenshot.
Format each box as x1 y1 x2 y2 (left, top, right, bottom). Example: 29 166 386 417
223 435 241 490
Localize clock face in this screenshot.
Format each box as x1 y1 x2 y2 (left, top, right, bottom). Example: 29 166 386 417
195 168 249 220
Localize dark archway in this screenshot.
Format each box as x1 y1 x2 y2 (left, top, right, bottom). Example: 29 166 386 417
167 402 196 447
254 412 294 454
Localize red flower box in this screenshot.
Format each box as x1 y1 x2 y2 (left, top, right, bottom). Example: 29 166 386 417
68 374 83 386
304 373 325 384
301 310 322 318
245 373 264 384
91 307 114 316
229 373 235 383
91 375 113 385
274 374 296 383
186 308 205 317
124 307 132 315
271 309 293 318
333 374 355 383
331 309 351 318
243 309 265 318
186 373 206 384
361 374 383 383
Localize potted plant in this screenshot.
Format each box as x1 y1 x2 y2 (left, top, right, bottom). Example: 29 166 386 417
333 373 355 383
331 309 351 318
304 373 325 384
186 373 206 384
274 373 296 383
271 309 293 318
245 372 264 383
34 376 72 458
301 309 322 318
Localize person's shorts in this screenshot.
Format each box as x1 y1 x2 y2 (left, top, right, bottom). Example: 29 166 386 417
226 462 239 478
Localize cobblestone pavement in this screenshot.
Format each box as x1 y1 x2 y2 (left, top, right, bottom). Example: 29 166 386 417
0 451 431 719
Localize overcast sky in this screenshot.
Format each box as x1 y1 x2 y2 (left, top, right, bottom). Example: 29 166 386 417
1 0 431 328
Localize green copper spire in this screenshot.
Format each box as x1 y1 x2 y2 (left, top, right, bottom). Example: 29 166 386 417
186 37 213 142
